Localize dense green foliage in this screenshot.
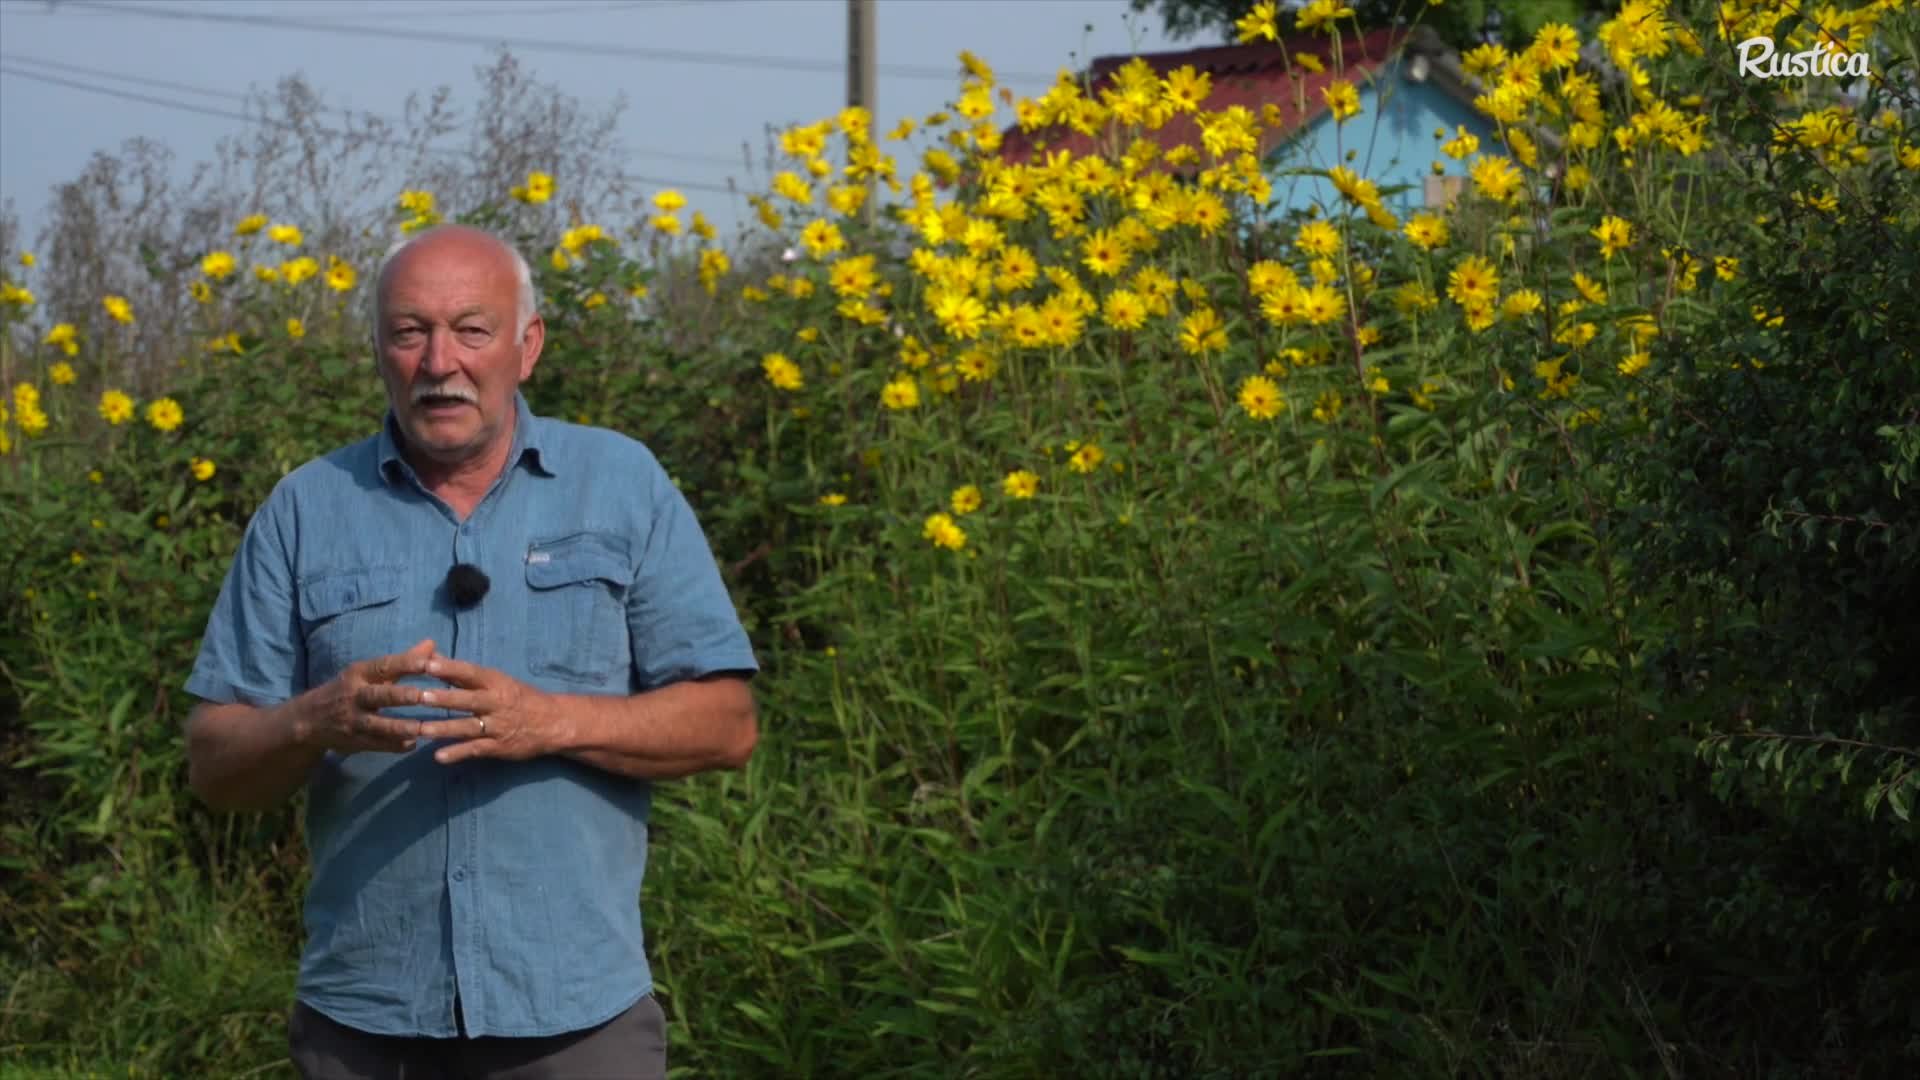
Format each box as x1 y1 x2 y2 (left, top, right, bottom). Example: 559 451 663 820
5 3 1920 1076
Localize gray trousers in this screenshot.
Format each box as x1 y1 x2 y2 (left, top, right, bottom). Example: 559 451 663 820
288 995 667 1079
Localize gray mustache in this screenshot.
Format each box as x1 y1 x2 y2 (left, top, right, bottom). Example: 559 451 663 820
412 386 478 406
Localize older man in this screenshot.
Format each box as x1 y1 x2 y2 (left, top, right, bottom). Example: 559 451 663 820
184 225 758 1079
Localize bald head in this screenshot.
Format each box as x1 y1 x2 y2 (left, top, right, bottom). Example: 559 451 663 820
371 225 537 346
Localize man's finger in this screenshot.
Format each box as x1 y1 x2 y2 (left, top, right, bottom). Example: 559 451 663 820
346 735 419 755
424 656 491 688
363 640 437 684
416 688 488 715
417 717 489 743
355 683 427 712
433 736 495 766
348 715 423 744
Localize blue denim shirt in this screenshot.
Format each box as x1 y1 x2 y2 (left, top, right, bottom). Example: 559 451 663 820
185 392 758 1037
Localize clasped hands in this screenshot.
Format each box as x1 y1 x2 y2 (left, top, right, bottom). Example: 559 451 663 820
306 638 568 764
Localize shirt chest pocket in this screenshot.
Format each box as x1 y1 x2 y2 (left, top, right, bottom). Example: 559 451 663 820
525 532 632 685
299 566 405 687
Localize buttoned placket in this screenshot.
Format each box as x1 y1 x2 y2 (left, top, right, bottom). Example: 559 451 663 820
439 457 527 1036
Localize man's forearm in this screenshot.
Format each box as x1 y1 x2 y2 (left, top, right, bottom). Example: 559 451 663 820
185 697 326 812
550 677 757 781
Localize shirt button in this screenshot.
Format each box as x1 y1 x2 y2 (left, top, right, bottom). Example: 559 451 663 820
452 868 466 882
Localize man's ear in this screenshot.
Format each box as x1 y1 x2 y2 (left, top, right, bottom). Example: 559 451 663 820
518 313 546 381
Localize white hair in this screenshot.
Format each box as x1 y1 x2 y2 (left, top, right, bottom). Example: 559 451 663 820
368 225 537 346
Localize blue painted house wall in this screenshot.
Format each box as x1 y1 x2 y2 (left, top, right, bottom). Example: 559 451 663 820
1263 60 1496 218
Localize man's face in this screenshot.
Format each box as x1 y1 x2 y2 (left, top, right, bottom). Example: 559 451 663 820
374 232 544 468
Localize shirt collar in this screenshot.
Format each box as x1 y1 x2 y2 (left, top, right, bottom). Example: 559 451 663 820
376 391 554 487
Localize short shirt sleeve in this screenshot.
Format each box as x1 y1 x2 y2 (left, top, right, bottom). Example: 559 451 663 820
185 481 305 706
627 459 759 690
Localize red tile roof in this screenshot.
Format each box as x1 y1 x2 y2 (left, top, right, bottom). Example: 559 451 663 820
1000 27 1413 167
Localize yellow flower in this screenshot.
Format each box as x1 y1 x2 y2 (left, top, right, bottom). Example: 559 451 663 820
1162 66 1212 112
1235 0 1278 43
1470 155 1524 203
13 382 39 411
512 172 555 204
282 257 319 286
18 251 34 266
1533 23 1581 68
1440 126 1480 159
1237 375 1285 420
234 213 268 236
88 469 103 484
1003 469 1039 499
190 280 212 304
652 189 688 213
922 512 967 551
1312 389 1344 423
800 219 845 258
201 251 236 279
396 189 435 215
0 283 34 307
254 265 280 283
102 295 134 324
1068 443 1105 474
930 289 987 339
818 492 847 507
1714 256 1739 281
98 390 135 424
145 397 184 432
326 257 357 292
1321 80 1361 122
761 352 804 391
1501 289 1543 319
287 318 305 339
44 323 80 356
954 349 997 382
1179 308 1228 356
1296 0 1354 33
1299 283 1344 325
950 485 982 515
50 362 76 385
190 456 216 481
268 223 303 246
1404 212 1449 250
881 375 920 410
70 551 86 567
1080 229 1129 277
771 171 813 205
1102 288 1148 331
1592 215 1633 259
1295 220 1341 258
1447 255 1498 307
1617 351 1651 377
1572 271 1607 304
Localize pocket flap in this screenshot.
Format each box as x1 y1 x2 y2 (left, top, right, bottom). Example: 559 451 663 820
525 533 632 590
300 566 405 621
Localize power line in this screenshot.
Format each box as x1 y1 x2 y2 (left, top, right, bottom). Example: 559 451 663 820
0 63 740 196
0 51 750 170
260 2 708 20
0 0 710 18
56 0 1056 85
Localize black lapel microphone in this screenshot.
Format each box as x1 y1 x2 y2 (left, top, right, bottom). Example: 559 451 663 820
447 563 491 609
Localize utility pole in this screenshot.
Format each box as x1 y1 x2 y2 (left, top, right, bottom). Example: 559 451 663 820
847 0 876 224
847 0 876 117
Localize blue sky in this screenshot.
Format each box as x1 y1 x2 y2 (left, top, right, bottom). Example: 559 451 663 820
0 0 1188 243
